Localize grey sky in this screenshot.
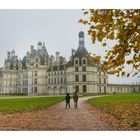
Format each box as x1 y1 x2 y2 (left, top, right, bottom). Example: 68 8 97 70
0 9 139 84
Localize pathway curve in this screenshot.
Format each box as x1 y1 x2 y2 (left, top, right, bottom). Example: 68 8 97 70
0 96 117 130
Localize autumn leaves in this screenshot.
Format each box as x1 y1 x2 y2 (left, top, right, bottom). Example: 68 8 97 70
79 9 140 77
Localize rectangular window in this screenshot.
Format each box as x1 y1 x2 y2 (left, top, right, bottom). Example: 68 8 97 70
83 85 87 92
99 78 101 83
82 67 86 72
34 87 37 93
75 85 79 92
75 75 79 82
34 71 37 76
64 78 66 83
34 79 37 85
61 71 63 75
35 58 38 63
75 67 79 72
82 75 86 82
61 78 63 83
100 87 101 93
75 60 78 65
32 87 33 93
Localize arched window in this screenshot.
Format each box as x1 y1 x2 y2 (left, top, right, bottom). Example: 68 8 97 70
83 59 86 64
74 58 79 65
75 60 78 64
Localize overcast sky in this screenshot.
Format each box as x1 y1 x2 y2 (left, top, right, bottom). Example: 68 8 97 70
0 10 139 84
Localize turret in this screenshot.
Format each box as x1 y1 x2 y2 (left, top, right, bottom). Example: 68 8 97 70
7 51 11 60
79 31 85 46
11 49 15 57
37 41 42 50
30 45 34 53
55 51 60 65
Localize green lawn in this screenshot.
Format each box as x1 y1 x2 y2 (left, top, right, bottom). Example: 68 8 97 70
0 96 64 114
88 93 140 129
88 93 140 106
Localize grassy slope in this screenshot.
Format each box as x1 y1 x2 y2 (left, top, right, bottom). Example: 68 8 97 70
88 93 140 129
0 96 64 114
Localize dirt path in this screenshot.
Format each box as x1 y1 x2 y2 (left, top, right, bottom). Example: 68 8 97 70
0 96 117 130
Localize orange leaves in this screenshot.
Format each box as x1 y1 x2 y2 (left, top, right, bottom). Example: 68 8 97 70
79 19 83 23
102 103 140 130
126 60 133 65
108 31 114 40
89 94 140 130
102 43 107 47
79 19 90 25
86 53 101 65
80 9 140 77
90 31 96 43
83 11 88 15
94 55 101 64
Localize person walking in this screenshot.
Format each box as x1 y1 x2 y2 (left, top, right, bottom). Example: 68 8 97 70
65 93 71 109
73 91 79 109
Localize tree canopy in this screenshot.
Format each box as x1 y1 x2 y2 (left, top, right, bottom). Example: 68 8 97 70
79 9 140 77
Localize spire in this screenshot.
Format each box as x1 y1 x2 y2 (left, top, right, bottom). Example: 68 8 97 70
74 31 87 58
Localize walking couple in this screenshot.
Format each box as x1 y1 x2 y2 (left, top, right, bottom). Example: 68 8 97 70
65 91 79 109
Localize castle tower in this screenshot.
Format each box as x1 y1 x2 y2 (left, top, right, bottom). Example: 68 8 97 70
11 49 15 57
55 51 60 65
79 31 85 46
37 41 42 50
30 45 34 53
7 51 11 60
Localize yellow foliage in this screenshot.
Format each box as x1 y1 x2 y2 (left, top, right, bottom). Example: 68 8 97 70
80 9 140 77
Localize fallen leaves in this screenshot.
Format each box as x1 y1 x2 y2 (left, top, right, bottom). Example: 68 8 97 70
98 103 140 130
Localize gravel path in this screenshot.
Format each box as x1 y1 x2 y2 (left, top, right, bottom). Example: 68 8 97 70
0 96 117 130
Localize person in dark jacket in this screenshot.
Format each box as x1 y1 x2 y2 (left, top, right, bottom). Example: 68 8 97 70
65 93 70 109
73 91 79 109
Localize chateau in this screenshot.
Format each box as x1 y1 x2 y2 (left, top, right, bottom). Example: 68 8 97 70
0 31 140 95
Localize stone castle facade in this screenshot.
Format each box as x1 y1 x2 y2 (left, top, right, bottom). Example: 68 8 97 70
0 31 140 95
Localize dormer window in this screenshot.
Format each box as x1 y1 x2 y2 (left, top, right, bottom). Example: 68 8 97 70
35 58 38 63
82 58 87 65
75 60 78 64
74 58 79 65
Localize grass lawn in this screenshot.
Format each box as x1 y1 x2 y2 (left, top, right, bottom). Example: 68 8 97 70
0 96 64 114
88 93 140 130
